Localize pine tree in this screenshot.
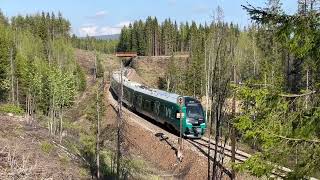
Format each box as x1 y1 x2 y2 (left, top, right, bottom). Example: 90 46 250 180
144 16 153 56
0 27 11 101
117 26 130 52
0 9 8 26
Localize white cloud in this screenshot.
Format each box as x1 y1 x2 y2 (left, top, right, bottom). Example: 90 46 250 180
115 21 132 28
79 25 98 36
95 11 107 17
100 26 122 35
78 21 132 36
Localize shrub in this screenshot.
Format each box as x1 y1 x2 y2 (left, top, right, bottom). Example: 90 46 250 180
40 141 54 154
0 104 24 115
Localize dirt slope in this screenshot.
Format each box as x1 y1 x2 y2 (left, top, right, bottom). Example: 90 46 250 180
0 115 88 179
132 56 188 88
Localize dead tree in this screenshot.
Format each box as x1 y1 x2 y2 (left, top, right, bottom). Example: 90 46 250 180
116 60 124 180
96 83 101 179
205 10 239 178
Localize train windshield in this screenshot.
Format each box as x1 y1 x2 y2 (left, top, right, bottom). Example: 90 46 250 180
186 104 204 118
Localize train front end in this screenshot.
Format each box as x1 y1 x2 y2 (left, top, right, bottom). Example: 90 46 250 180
181 97 206 138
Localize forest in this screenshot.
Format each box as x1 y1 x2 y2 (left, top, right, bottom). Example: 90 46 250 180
71 35 118 54
117 16 213 56
0 10 86 140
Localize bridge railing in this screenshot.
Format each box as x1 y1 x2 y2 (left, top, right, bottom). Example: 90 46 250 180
115 52 137 57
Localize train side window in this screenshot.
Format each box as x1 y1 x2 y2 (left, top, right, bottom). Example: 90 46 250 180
147 101 151 111
155 101 160 115
166 107 172 118
127 90 131 101
160 104 164 117
150 101 154 112
138 95 142 107
144 100 150 110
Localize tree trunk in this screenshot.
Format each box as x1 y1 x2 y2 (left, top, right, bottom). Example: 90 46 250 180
96 89 100 179
10 48 15 104
59 107 63 143
117 61 124 180
94 53 97 82
16 80 19 105
166 77 170 92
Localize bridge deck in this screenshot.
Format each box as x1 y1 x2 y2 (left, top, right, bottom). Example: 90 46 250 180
115 52 137 57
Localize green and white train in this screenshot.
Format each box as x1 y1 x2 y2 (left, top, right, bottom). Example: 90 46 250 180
111 69 206 138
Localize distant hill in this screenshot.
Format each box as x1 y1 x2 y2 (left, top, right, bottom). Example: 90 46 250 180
79 34 120 40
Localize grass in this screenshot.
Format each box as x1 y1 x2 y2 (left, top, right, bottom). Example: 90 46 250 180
79 168 90 178
59 154 70 166
0 104 24 115
40 140 54 154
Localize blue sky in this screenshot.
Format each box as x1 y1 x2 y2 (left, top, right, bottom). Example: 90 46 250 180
0 0 297 37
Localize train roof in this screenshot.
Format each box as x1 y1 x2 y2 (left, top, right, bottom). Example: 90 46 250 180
112 70 180 104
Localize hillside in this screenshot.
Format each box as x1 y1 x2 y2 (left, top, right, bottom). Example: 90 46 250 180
79 34 120 40
0 115 89 179
132 56 189 88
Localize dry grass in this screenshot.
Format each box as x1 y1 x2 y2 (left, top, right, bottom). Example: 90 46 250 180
0 145 36 179
0 115 89 179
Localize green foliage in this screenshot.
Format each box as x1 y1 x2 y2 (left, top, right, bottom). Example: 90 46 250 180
71 35 118 54
11 11 71 40
160 20 243 98
118 26 131 52
0 9 8 26
75 64 86 91
96 52 104 78
79 133 96 155
243 2 320 93
236 3 320 177
0 12 86 145
121 157 148 178
117 16 210 56
0 104 24 115
235 154 273 177
0 26 12 101
235 85 320 177
40 140 54 154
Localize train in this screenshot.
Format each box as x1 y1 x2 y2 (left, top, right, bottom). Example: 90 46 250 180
110 69 206 138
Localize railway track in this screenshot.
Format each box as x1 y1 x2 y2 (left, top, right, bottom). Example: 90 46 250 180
187 137 315 179
188 138 250 162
